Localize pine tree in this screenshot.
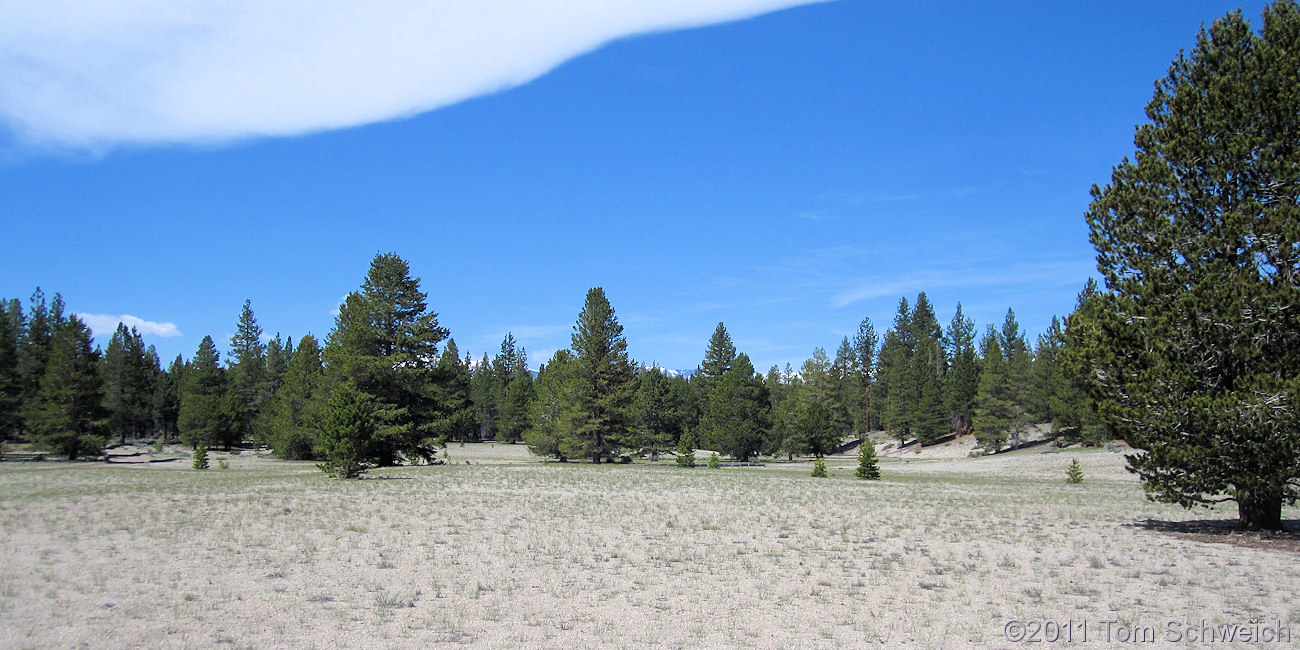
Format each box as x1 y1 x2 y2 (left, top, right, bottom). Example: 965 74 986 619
324 253 450 464
227 300 268 446
811 454 827 478
153 354 184 443
674 428 696 467
494 334 534 443
102 323 154 443
177 336 235 450
1065 458 1084 484
1056 281 1114 446
0 298 23 443
972 327 1012 451
469 353 498 440
851 317 878 433
698 353 770 461
26 317 105 459
430 338 476 444
261 334 326 459
1073 1 1300 530
19 289 68 433
876 297 912 443
634 366 690 460
560 287 636 463
908 293 949 446
192 444 209 470
316 382 377 479
942 303 979 438
855 438 880 480
999 309 1033 445
524 350 577 461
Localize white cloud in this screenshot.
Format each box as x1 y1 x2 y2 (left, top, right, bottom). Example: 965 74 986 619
75 313 182 338
0 0 830 151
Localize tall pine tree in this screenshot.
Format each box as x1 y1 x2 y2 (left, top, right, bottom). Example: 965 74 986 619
560 287 636 463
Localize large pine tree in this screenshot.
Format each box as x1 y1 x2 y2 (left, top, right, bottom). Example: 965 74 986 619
561 287 636 463
1073 1 1300 530
227 299 268 445
26 317 106 459
178 335 235 450
325 252 450 464
699 353 770 461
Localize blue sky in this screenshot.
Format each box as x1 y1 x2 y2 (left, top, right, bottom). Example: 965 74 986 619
0 0 1272 372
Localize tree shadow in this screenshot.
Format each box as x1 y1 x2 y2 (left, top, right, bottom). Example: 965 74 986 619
1127 518 1300 553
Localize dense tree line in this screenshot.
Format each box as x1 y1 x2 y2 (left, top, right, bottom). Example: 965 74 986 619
1 254 1106 468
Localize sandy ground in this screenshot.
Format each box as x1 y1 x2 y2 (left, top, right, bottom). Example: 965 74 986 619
0 445 1296 649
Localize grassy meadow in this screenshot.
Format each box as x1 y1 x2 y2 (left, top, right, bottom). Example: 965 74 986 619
0 443 1296 648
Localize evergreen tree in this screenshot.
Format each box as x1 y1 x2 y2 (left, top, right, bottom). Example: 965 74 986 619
261 334 326 459
1065 458 1084 484
855 437 880 480
908 293 948 445
1056 281 1113 446
875 297 912 443
178 336 235 450
698 353 770 461
942 303 979 438
524 350 577 461
634 366 691 460
494 334 534 443
999 308 1034 441
972 327 1012 451
708 451 721 469
27 317 106 459
469 353 498 440
674 428 696 467
264 333 293 398
316 381 377 479
324 253 450 464
560 287 636 462
192 444 209 470
698 322 737 382
153 354 184 443
227 300 268 445
430 338 476 444
19 289 67 433
1073 1 1300 530
811 454 827 478
101 323 154 443
851 317 878 432
0 299 23 442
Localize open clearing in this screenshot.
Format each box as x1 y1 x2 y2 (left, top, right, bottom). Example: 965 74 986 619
1 445 1297 648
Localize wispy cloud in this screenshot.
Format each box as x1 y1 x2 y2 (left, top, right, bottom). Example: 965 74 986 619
0 0 830 152
75 313 182 338
828 260 1095 309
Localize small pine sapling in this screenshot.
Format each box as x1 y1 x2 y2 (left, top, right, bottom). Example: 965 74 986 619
708 452 721 469
192 444 209 470
1066 458 1084 484
811 454 828 478
855 439 880 480
675 432 695 468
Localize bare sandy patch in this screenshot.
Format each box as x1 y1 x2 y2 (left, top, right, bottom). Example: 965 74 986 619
0 451 1295 648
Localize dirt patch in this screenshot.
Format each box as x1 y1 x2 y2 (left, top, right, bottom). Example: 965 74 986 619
1135 518 1300 553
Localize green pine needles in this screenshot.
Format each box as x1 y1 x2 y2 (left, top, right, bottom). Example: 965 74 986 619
811 454 827 478
1066 458 1084 484
192 444 209 470
855 439 880 480
675 432 695 468
707 452 721 469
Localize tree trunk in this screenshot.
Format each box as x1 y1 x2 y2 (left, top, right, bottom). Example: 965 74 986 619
1237 488 1284 531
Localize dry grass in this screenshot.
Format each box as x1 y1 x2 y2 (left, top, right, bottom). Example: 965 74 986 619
0 445 1296 648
